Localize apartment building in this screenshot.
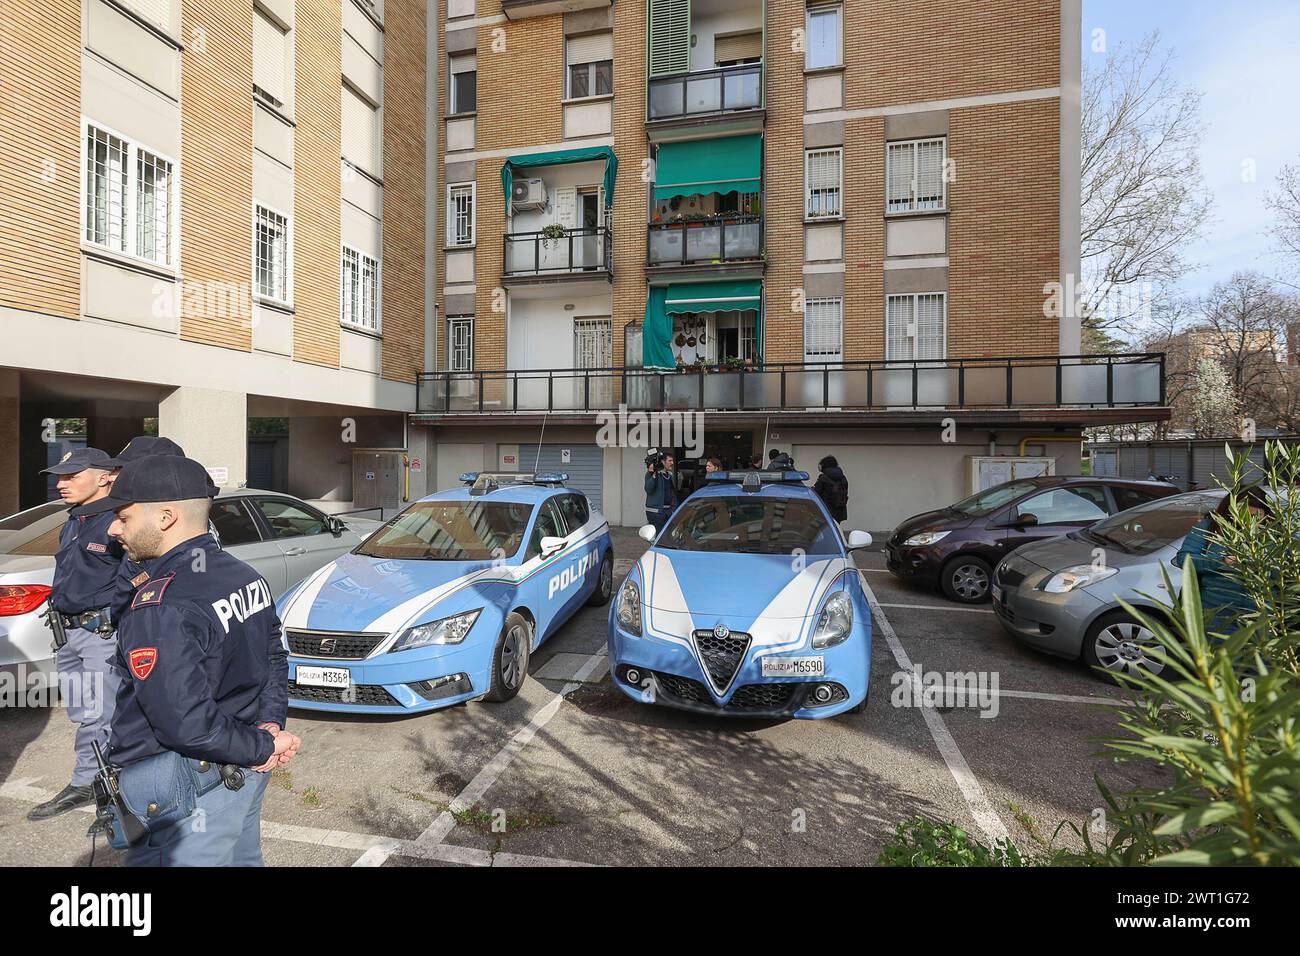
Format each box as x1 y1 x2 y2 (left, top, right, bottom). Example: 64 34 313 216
415 0 1167 530
0 0 434 514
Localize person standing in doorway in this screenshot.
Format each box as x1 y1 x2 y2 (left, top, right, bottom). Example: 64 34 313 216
814 455 850 527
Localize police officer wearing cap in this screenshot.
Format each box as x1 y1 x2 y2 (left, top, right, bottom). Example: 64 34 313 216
81 455 301 866
28 448 126 821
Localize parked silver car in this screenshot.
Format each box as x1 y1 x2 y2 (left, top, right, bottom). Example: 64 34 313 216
0 491 381 679
991 490 1228 679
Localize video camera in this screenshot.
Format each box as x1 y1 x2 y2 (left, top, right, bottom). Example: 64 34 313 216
645 449 666 470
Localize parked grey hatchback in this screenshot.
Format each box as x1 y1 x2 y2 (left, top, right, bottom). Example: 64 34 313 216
992 490 1227 680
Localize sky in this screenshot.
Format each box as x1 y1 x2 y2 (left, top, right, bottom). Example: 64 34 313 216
1084 0 1300 299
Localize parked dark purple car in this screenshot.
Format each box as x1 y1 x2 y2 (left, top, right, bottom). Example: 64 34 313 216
885 476 1179 603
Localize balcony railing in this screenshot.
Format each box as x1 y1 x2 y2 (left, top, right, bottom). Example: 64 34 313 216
417 353 1167 415
647 214 762 267
503 226 611 277
648 63 763 121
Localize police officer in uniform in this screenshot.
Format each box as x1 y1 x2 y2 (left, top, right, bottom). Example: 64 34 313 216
28 448 126 821
80 455 300 866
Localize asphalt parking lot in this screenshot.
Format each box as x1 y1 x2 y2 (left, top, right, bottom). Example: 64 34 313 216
0 527 1160 866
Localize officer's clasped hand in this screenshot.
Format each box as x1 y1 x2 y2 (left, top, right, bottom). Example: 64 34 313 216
250 727 302 773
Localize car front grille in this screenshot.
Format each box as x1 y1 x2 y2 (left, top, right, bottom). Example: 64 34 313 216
726 682 798 711
692 629 751 693
286 629 388 660
287 680 401 707
655 671 711 703
649 670 806 715
996 563 1027 588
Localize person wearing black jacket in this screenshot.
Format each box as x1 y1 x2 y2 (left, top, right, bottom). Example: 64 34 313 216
766 448 795 471
814 455 849 524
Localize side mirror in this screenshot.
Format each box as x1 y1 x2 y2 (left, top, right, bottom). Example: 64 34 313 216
846 530 873 549
540 535 566 557
638 524 657 542
1014 513 1038 528
327 516 345 537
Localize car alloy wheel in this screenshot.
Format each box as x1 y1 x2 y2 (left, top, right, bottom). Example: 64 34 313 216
501 624 526 689
951 564 988 600
1093 620 1165 677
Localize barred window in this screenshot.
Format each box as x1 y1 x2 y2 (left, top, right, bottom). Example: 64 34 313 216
341 246 379 331
448 317 473 371
886 138 946 213
805 147 842 218
447 183 475 246
803 297 843 360
84 123 176 266
255 204 291 304
886 292 947 361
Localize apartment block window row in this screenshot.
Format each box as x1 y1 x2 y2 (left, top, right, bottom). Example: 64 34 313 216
255 203 291 305
84 122 175 268
449 53 476 114
805 4 842 70
887 138 946 213
804 297 843 360
886 293 947 362
447 183 475 246
566 33 613 99
805 147 842 218
342 246 379 332
448 317 473 371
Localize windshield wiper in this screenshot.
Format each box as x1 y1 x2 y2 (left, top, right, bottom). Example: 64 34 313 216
1083 529 1132 553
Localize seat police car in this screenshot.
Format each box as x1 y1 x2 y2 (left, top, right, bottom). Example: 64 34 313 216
278 473 614 714
608 470 873 719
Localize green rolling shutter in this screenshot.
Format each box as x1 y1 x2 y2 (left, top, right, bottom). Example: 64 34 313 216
649 0 691 79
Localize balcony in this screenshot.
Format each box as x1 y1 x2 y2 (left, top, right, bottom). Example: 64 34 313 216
501 0 610 20
647 214 762 268
416 353 1168 422
647 62 763 124
503 227 612 281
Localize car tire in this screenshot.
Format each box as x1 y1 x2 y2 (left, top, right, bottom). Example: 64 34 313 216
484 612 532 703
1082 611 1167 682
940 555 993 604
846 695 868 715
586 552 614 607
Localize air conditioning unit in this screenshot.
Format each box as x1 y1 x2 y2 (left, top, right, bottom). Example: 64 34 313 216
511 178 546 210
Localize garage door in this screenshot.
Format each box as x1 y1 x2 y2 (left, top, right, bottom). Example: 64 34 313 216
519 443 604 512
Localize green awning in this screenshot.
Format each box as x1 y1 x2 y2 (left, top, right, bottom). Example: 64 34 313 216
643 287 675 370
653 134 762 200
664 279 762 314
501 146 618 209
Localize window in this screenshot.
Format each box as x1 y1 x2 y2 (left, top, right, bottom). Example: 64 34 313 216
255 204 291 304
119 0 172 31
355 501 533 561
804 297 843 360
341 246 379 331
887 137 946 212
886 293 946 362
209 500 263 547
447 183 475 246
566 33 613 98
255 498 331 539
84 122 175 267
526 500 568 561
448 317 473 371
805 5 842 69
449 54 476 113
253 7 289 108
714 30 762 66
659 497 840 555
342 84 380 176
1015 487 1109 526
1112 486 1168 513
556 493 590 531
805 147 842 218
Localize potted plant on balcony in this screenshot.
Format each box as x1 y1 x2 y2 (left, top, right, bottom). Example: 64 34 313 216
540 223 568 249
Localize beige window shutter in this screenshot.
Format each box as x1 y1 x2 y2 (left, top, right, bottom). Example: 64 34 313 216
342 85 378 175
714 30 761 64
566 32 613 66
121 0 172 30
253 9 287 103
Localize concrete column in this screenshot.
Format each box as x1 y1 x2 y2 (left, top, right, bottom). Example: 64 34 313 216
0 370 18 516
158 387 247 489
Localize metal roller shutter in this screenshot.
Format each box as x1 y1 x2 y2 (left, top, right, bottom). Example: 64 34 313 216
713 31 761 63
519 444 604 513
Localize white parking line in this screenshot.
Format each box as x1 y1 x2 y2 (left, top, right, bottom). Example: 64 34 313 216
875 602 995 615
859 576 1009 844
352 647 610 867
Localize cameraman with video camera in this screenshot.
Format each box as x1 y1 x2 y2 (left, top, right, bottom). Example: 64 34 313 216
644 449 678 532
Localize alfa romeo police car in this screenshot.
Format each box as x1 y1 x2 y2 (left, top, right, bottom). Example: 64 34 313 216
278 473 614 714
608 470 873 719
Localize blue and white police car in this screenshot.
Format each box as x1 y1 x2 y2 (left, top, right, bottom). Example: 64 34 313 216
608 470 873 719
278 473 614 714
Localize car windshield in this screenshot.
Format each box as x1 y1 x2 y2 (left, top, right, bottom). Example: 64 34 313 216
355 500 534 561
657 496 840 555
947 480 1043 517
1078 491 1224 554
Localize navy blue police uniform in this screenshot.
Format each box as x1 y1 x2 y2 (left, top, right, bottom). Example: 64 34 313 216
80 456 289 866
30 448 125 820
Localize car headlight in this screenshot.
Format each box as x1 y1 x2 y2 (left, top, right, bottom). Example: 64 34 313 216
1042 565 1119 593
616 578 641 636
902 530 950 547
812 589 853 649
390 609 482 651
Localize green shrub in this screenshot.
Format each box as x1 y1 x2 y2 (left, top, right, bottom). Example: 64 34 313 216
877 817 1032 867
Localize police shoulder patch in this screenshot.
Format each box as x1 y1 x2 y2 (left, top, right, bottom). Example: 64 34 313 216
128 647 158 680
131 574 175 609
130 570 151 588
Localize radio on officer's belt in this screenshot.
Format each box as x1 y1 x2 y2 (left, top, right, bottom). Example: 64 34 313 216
42 597 68 650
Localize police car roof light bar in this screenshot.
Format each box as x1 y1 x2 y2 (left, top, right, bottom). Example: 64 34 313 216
460 472 569 494
706 470 810 491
